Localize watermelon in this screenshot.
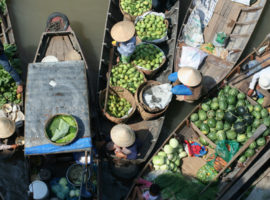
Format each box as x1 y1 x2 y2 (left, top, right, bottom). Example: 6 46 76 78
234 121 246 134
227 104 235 111
207 118 216 128
263 117 270 127
218 95 227 102
254 104 262 112
236 100 246 107
194 120 202 128
247 104 254 113
247 131 253 138
216 110 225 121
260 109 268 118
238 155 246 163
237 92 246 100
256 137 266 146
224 85 231 94
229 88 238 96
224 111 237 124
263 129 270 137
236 106 246 116
199 136 209 146
218 89 225 97
243 114 253 124
249 141 257 149
200 123 210 135
198 110 207 121
223 121 231 131
201 103 210 111
227 95 236 105
219 101 227 110
257 98 264 105
252 111 261 119
252 119 261 128
237 134 247 143
208 132 217 141
190 113 199 122
216 130 226 141
207 110 216 118
210 101 219 110
226 130 237 140
245 149 255 158
216 121 224 130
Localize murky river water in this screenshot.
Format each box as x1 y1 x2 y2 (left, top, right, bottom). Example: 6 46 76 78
1 0 270 199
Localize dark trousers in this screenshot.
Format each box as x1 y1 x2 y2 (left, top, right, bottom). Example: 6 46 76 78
152 0 177 12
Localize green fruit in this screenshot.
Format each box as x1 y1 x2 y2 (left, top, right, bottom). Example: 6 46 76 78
224 85 231 94
226 130 237 140
227 95 236 105
257 98 264 105
194 120 202 128
252 118 261 128
254 104 262 112
216 121 224 130
263 129 270 137
236 99 246 107
207 110 216 118
208 132 217 141
234 121 246 134
215 110 225 121
249 141 257 149
245 149 255 158
237 92 246 100
252 111 261 119
247 131 253 138
202 103 210 111
229 88 239 96
199 136 209 146
247 104 254 112
190 113 199 122
219 101 227 110
224 111 237 124
198 110 207 121
261 109 269 118
223 121 231 131
210 101 219 110
256 137 266 146
216 130 226 141
243 114 253 124
200 123 210 135
237 134 247 143
227 104 235 111
236 106 246 116
238 155 246 163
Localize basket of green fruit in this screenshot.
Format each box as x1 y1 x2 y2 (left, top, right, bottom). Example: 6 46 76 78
131 43 166 76
119 0 152 21
44 114 78 146
99 86 136 123
135 81 169 120
135 12 168 43
109 63 146 94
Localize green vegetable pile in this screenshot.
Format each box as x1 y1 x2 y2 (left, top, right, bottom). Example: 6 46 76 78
120 0 151 17
0 0 6 13
51 177 80 199
109 63 144 94
131 43 165 70
46 115 77 144
196 164 218 183
154 172 217 200
0 44 22 107
135 14 167 41
106 94 132 118
190 85 269 163
152 138 187 173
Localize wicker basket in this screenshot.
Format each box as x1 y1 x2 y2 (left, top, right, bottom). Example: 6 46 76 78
132 43 166 77
135 81 169 120
119 0 152 21
44 114 78 146
99 86 136 124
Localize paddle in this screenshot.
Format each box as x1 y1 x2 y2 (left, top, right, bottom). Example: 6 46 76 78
200 124 267 194
104 47 115 113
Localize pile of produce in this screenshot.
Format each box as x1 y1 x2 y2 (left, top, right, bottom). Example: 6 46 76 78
190 85 269 163
152 138 187 172
110 63 144 94
106 94 132 118
131 43 165 71
50 177 80 199
135 14 167 41
0 0 6 13
0 44 22 107
120 0 151 17
46 115 78 144
154 172 217 200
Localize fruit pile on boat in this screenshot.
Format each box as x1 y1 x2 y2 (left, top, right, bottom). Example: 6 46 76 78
106 94 132 118
190 85 269 163
120 0 151 17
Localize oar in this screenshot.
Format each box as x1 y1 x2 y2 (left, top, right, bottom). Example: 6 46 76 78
200 124 267 194
228 56 270 84
104 47 115 113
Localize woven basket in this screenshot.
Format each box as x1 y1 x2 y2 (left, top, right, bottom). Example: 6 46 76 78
119 0 152 21
107 63 147 94
135 81 169 120
44 114 78 146
132 43 166 77
99 86 136 124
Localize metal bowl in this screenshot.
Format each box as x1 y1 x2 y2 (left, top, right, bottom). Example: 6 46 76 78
66 163 90 187
44 114 78 146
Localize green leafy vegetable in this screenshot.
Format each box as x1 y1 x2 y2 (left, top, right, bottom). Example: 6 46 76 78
51 119 70 141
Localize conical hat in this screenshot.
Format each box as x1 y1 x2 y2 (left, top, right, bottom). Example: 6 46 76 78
259 73 270 90
110 21 135 42
177 67 202 87
41 55 59 62
0 117 15 138
110 124 135 147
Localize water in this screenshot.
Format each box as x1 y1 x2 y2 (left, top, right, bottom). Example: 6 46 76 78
2 0 270 199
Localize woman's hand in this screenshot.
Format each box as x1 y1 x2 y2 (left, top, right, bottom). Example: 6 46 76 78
247 89 254 96
115 151 127 159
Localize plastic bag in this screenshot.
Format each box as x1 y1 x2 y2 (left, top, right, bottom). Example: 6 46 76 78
207 154 228 172
171 85 192 95
179 46 208 69
196 164 218 183
135 11 168 43
231 0 254 6
215 140 239 162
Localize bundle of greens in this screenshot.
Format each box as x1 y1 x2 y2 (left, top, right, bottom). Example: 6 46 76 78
46 115 77 144
0 0 6 13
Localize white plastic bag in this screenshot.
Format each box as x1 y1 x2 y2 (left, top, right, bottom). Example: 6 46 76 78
143 84 172 110
231 0 253 6
179 46 208 69
135 11 168 44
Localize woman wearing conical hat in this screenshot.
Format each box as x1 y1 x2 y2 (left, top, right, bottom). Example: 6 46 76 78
111 21 136 64
168 67 203 103
0 117 16 139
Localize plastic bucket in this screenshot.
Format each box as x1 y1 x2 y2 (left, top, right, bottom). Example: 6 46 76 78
29 180 49 200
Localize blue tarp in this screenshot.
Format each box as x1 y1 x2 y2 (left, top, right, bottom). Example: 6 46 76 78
25 137 92 155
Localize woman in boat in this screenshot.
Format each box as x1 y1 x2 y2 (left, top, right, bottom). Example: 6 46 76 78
247 67 270 96
111 21 136 63
168 67 203 103
152 0 177 12
106 124 138 160
130 180 161 200
0 41 23 94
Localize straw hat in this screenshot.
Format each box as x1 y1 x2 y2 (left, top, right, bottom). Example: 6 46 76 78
41 55 59 62
259 73 270 90
177 67 202 87
110 21 135 42
110 124 135 148
0 117 15 138
66 50 81 61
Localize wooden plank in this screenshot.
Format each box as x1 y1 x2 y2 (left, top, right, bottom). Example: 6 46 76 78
219 148 270 200
191 122 217 148
201 124 267 194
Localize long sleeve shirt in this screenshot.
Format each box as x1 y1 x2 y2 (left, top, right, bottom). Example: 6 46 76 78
249 67 270 90
117 36 136 57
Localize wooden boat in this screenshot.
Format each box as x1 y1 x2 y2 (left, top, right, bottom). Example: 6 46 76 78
225 33 270 108
124 83 270 200
174 0 267 97
25 13 100 199
96 0 179 166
